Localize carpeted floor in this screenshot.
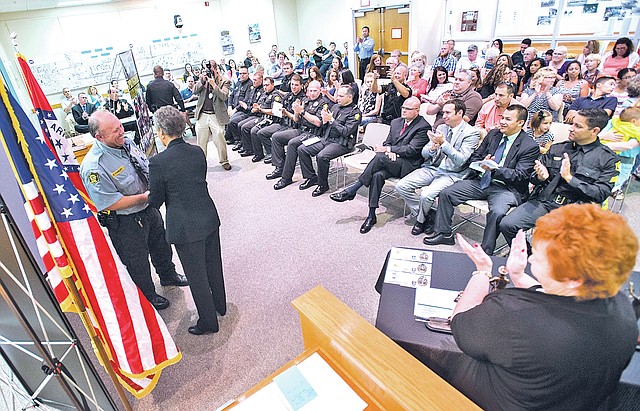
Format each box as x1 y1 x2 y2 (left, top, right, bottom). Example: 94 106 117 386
86 133 640 410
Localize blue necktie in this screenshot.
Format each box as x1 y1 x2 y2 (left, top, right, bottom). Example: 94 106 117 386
479 136 507 189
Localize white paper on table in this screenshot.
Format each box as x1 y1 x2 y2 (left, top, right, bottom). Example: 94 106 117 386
389 247 433 264
272 101 284 117
414 287 459 320
233 353 367 411
294 353 367 411
232 382 290 411
383 270 431 288
470 159 500 172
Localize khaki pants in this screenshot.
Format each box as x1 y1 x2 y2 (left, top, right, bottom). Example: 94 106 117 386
196 112 229 165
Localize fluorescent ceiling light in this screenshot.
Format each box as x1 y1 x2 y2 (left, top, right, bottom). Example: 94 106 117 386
57 0 111 7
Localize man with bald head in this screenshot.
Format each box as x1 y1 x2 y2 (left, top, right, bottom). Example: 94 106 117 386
267 79 328 180
80 111 188 310
373 64 411 124
330 96 430 233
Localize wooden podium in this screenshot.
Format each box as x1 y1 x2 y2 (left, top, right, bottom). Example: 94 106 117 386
223 286 478 410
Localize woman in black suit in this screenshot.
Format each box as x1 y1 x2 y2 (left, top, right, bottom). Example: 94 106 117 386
148 106 226 335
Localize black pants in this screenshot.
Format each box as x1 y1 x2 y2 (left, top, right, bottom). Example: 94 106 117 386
358 153 404 208
299 139 351 188
359 57 371 80
107 207 176 300
271 128 301 169
239 116 259 152
175 230 226 331
434 180 519 255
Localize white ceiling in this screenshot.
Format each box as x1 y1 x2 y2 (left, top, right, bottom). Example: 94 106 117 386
0 0 118 13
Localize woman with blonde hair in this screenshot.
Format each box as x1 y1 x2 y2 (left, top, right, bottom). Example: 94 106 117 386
86 85 103 108
576 39 600 67
519 66 563 123
449 203 638 410
583 53 602 87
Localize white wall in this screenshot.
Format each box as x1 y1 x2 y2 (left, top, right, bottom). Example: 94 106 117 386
0 0 280 103
273 0 301 54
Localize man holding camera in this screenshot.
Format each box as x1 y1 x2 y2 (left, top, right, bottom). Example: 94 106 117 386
193 59 232 170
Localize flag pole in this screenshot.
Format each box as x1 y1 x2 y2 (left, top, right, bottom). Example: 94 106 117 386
7 35 133 411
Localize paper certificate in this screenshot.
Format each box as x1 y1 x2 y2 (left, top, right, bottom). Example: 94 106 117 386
414 287 459 320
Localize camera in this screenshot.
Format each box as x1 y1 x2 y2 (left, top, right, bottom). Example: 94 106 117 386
205 62 214 77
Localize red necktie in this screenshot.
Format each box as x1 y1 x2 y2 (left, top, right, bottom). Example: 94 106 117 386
400 121 408 134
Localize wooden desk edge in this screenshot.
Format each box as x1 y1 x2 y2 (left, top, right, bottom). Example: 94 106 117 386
291 285 480 411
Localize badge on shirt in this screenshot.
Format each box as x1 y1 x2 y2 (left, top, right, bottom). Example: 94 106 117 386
354 113 360 121
209 92 214 99
313 101 318 107
88 172 100 185
274 95 281 102
111 166 125 177
397 91 401 96
323 104 329 110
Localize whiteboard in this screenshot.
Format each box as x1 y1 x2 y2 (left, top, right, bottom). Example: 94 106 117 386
28 34 205 95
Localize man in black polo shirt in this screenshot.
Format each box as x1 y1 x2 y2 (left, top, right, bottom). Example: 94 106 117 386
374 65 411 124
145 65 186 114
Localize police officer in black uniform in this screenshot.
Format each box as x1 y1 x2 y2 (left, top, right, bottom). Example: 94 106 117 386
499 108 620 249
248 78 285 162
224 65 252 144
254 74 305 164
238 76 277 157
231 72 263 151
80 111 188 310
269 80 328 182
279 62 295 93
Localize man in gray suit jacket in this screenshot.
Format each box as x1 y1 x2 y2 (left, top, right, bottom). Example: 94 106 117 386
194 59 232 170
396 99 480 236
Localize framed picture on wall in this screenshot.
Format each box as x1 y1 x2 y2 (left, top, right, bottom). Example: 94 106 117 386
461 11 478 32
248 23 261 44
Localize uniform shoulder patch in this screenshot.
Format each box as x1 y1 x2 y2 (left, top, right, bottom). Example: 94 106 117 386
88 172 100 185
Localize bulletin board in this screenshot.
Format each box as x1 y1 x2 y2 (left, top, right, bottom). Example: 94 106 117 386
28 34 205 95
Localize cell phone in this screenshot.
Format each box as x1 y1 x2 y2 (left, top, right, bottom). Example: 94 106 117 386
374 65 391 79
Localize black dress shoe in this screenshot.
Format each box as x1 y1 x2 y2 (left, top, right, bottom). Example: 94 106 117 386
240 151 254 157
160 273 189 286
424 224 436 236
312 185 329 197
251 155 264 162
266 169 283 180
188 325 218 335
360 216 377 234
232 144 243 151
150 295 170 310
263 155 272 164
411 221 426 236
274 179 292 190
299 177 318 190
423 233 455 246
330 190 357 202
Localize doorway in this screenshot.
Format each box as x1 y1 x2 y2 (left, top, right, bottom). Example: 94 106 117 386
354 5 410 76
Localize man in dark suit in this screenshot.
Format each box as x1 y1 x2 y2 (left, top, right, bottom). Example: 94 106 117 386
148 106 226 335
71 92 97 133
330 96 430 233
424 104 539 255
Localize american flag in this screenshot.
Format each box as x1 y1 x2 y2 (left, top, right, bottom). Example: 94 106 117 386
16 53 95 211
0 71 181 398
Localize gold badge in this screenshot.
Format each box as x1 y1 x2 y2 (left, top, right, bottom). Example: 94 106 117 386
354 113 360 120
323 104 328 110
275 96 281 102
88 172 100 185
111 166 125 177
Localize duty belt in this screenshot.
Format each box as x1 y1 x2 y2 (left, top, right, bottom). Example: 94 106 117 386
552 195 575 205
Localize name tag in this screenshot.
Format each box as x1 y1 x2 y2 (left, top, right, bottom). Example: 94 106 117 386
111 166 125 177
